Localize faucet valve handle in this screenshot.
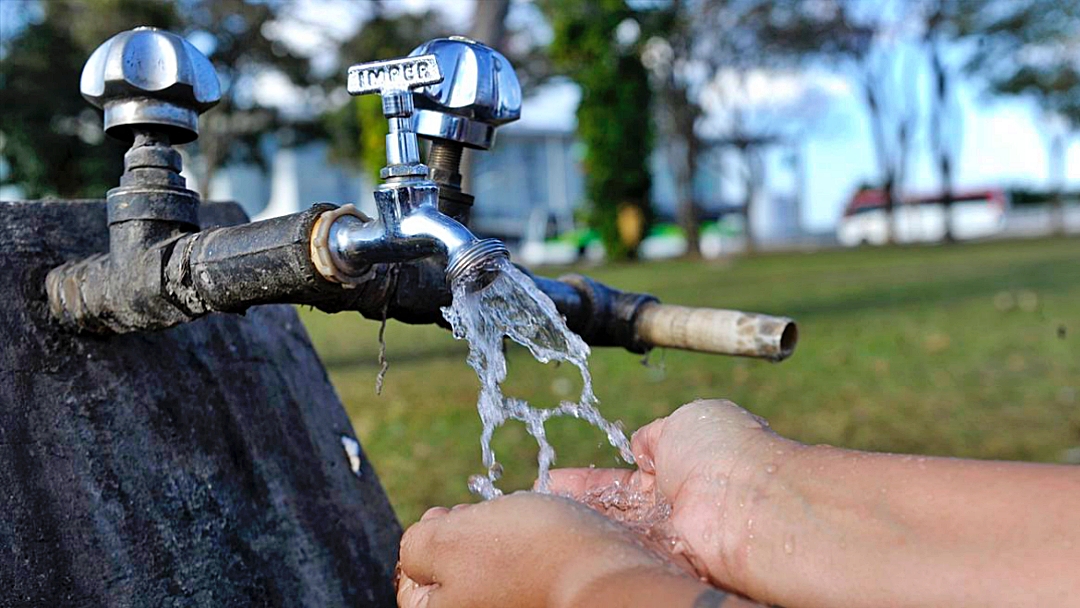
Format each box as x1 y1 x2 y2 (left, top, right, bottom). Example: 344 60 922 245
80 26 220 144
347 55 444 177
409 37 522 151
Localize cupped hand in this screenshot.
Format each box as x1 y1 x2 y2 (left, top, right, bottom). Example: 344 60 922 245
396 491 686 608
549 399 795 591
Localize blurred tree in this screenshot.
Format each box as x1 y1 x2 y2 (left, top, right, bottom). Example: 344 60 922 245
322 3 448 183
176 0 318 198
458 0 510 194
751 1 920 245
541 0 653 260
923 0 966 243
0 0 178 198
960 0 1080 234
640 0 702 255
1 0 319 200
640 0 837 253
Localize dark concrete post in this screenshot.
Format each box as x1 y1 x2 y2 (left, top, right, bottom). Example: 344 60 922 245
1 200 401 607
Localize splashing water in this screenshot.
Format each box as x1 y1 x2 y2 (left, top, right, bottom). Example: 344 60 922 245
442 257 635 499
577 479 678 558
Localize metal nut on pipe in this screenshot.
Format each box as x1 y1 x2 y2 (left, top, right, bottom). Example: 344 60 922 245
634 303 798 362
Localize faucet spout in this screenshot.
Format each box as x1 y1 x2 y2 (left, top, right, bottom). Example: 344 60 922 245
399 204 477 262
322 178 507 285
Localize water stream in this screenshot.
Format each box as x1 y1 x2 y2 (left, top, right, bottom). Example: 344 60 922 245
442 257 635 498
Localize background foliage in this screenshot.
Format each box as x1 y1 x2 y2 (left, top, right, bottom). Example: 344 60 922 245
542 0 653 259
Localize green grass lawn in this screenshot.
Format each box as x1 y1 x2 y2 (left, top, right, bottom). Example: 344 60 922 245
299 237 1080 524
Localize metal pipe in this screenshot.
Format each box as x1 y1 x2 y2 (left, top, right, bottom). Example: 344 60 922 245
47 205 343 332
167 205 341 314
47 202 797 362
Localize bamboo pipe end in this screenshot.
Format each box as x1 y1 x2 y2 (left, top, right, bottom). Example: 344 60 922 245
634 303 798 362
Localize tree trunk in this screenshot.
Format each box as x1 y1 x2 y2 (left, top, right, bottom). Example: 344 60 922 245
741 146 765 254
460 0 511 196
677 136 701 257
469 0 510 46
670 87 700 258
941 154 955 242
882 174 897 244
742 182 755 254
863 81 896 245
929 39 957 243
197 152 217 201
1050 131 1066 235
193 98 234 201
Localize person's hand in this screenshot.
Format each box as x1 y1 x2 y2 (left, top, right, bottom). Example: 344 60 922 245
549 399 795 592
396 491 697 608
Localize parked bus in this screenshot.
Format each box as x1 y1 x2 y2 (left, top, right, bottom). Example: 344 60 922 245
838 188 1007 247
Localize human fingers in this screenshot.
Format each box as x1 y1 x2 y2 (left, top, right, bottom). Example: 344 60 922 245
396 572 436 608
630 417 667 471
669 399 768 431
420 506 450 521
399 517 441 587
545 467 638 498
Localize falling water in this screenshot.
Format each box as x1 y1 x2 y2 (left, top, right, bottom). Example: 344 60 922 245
442 257 635 499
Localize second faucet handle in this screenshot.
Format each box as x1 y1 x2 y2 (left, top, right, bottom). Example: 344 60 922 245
347 55 444 176
409 37 521 151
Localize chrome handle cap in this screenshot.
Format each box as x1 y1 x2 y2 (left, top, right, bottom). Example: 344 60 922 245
409 36 521 150
80 26 220 144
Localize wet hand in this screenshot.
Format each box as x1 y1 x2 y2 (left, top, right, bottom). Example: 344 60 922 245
549 399 794 591
396 492 685 608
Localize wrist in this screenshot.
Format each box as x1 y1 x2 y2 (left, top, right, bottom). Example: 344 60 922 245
555 564 710 608
712 431 807 594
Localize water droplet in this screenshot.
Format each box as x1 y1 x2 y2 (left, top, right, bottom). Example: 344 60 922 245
468 474 502 499
636 453 655 473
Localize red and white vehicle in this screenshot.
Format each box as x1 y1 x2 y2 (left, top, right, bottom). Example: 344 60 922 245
838 188 1007 246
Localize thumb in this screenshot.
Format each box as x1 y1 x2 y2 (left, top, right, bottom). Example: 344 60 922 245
399 518 441 586
630 417 667 474
396 572 437 608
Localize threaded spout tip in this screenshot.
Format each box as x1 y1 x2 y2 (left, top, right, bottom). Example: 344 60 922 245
446 238 509 285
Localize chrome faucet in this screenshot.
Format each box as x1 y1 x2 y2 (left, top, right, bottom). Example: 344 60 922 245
410 37 522 222
313 53 510 286
41 26 797 361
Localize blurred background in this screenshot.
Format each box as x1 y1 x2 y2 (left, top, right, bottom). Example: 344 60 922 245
2 0 1078 523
